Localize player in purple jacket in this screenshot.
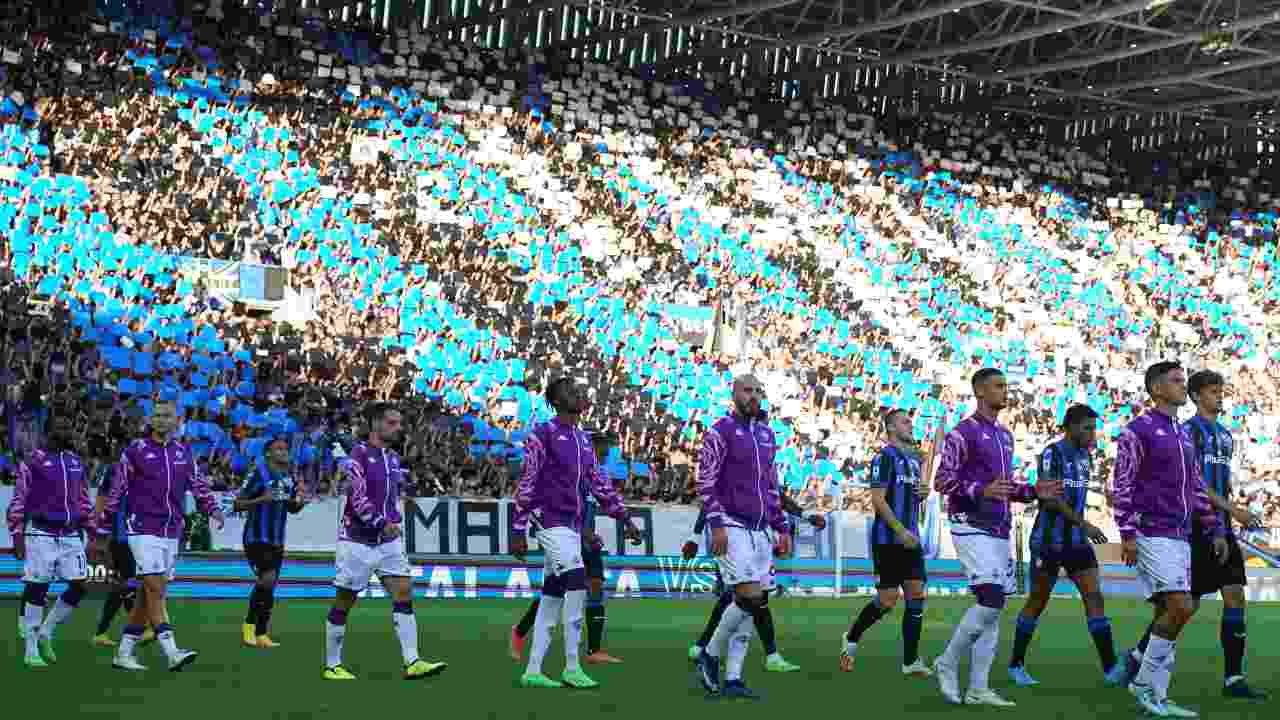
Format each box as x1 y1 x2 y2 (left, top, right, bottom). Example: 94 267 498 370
931 368 1060 707
7 408 93 668
692 374 792 701
510 377 641 689
1112 361 1228 718
95 400 225 672
324 402 446 682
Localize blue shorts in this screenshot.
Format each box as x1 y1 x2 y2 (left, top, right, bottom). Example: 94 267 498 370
1030 544 1098 579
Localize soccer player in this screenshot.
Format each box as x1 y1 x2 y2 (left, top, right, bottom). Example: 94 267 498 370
684 492 820 671
509 430 634 665
1113 361 1229 718
324 402 446 681
1006 404 1126 687
511 379 642 689
235 433 308 649
692 374 792 700
7 409 94 668
92 456 156 648
932 368 1061 707
1118 370 1268 699
95 400 226 672
841 408 932 677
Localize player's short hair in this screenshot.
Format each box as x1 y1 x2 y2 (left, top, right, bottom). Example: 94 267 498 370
1144 361 1182 395
263 432 290 451
883 408 909 429
1062 404 1099 428
364 402 399 425
545 376 574 410
589 430 616 447
1187 369 1225 398
971 367 1003 390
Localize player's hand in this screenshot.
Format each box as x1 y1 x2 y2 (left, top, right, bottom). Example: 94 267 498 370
588 531 605 550
1213 536 1229 565
774 533 792 558
982 475 1013 501
623 522 642 545
681 540 698 560
12 535 24 561
1121 538 1138 567
1034 478 1063 501
210 511 225 531
382 522 402 540
511 535 528 561
897 530 921 550
1084 523 1108 545
808 514 827 530
710 527 728 557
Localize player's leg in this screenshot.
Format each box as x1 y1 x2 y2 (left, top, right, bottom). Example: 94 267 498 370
901 577 930 676
937 534 1014 707
697 528 769 699
19 535 52 666
1068 556 1124 685
96 542 136 645
1007 550 1057 685
243 544 263 647
510 596 540 660
842 542 900 672
1130 538 1199 717
553 529 596 688
1218 538 1266 699
691 564 732 660
143 539 197 672
325 540 370 679
35 537 90 664
583 553 623 663
251 546 283 647
758 563 798 672
113 577 151 670
522 527 581 688
381 570 447 680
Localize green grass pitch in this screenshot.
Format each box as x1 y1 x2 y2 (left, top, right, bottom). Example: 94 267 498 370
3 596 1276 719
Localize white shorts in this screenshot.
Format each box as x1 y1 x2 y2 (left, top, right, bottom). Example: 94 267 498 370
952 528 1016 594
717 526 773 588
22 535 88 584
129 535 180 581
1135 535 1191 599
536 526 584 578
334 538 412 592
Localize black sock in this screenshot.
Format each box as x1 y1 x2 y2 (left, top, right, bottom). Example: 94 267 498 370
586 593 606 654
255 590 275 637
1221 608 1245 680
246 586 261 625
846 599 890 644
1137 621 1154 655
698 592 733 648
1010 614 1038 668
97 590 128 636
1087 616 1117 671
123 589 135 613
755 603 778 656
515 598 540 638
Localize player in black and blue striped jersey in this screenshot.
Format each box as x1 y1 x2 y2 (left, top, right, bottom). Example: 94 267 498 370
841 409 932 677
1008 404 1125 688
91 457 156 649
234 433 308 649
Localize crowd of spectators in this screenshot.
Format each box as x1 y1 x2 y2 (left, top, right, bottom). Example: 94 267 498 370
0 0 1279 540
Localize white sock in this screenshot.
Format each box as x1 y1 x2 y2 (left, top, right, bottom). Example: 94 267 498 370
118 629 141 660
1152 644 1176 702
157 626 180 660
23 603 43 657
526 594 564 676
725 623 753 681
844 641 857 658
562 590 586 672
766 651 783 663
1134 635 1174 692
942 605 991 667
40 597 76 640
325 622 346 668
707 602 749 659
393 610 419 665
969 617 1001 691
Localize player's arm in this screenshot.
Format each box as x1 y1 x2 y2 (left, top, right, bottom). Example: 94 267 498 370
762 457 789 537
7 459 31 547
94 468 110 518
869 451 914 543
232 471 266 512
1110 429 1142 545
97 449 132 535
932 428 979 499
510 432 545 535
287 475 308 514
75 463 96 534
343 448 387 531
695 430 729 529
189 455 225 525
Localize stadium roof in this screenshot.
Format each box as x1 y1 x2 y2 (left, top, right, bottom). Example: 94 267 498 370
304 0 1280 135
